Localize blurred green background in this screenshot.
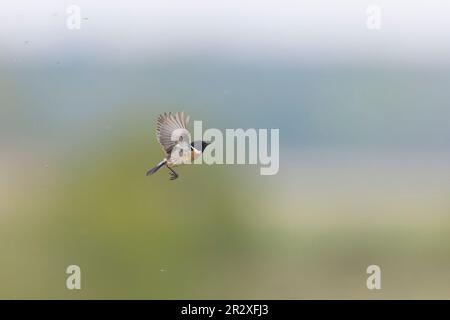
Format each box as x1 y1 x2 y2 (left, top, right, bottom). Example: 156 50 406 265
1 0 450 299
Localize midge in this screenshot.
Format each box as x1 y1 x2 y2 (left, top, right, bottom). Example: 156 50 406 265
146 112 280 180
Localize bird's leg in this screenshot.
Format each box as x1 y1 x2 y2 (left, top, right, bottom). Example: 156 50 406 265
166 165 179 180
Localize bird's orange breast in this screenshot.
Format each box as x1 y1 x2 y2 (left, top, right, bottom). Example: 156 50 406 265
191 149 201 162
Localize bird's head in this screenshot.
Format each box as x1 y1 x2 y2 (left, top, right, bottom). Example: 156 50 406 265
191 140 211 153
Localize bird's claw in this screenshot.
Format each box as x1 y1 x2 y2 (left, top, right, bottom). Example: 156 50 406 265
169 171 179 180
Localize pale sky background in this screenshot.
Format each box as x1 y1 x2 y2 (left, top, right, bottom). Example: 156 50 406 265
1 0 449 149
0 0 449 65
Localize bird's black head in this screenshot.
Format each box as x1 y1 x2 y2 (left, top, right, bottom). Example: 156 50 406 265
191 140 210 152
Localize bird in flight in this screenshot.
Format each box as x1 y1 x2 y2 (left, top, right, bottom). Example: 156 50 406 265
146 112 210 180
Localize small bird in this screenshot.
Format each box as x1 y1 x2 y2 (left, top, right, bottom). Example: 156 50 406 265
146 112 210 180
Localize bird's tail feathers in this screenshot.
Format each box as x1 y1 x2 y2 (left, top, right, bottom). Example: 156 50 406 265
146 159 167 176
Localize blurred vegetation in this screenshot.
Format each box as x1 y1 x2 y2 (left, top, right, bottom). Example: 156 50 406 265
1 65 450 299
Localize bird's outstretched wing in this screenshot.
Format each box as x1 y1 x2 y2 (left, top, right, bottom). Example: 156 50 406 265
156 112 191 155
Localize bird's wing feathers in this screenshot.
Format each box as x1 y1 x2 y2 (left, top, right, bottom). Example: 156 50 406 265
156 112 191 155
